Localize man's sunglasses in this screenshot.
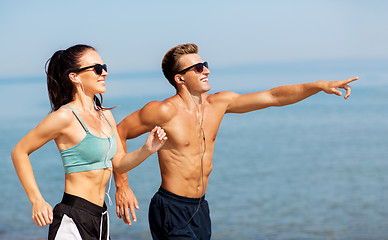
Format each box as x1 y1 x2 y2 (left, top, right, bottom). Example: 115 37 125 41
177 62 208 75
75 64 107 75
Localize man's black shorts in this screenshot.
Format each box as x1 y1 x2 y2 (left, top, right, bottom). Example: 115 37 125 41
149 187 211 240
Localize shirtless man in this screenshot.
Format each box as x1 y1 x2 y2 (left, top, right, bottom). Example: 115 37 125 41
114 43 358 239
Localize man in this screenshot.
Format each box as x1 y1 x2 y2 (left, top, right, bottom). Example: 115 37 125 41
114 43 358 239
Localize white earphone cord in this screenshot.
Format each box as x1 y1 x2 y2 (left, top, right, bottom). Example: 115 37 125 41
78 79 114 206
178 88 206 227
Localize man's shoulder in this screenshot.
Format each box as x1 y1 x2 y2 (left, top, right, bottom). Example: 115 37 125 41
206 91 239 103
140 97 177 124
143 96 177 113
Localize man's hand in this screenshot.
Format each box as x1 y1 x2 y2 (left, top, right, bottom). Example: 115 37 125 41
115 184 139 226
320 77 358 99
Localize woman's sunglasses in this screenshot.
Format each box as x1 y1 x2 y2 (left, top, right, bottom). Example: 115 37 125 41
75 64 107 75
177 61 208 75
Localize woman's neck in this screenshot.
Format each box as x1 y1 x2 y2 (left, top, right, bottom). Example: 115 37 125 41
72 92 97 113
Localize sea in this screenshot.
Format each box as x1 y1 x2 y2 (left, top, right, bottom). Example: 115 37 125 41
0 59 387 240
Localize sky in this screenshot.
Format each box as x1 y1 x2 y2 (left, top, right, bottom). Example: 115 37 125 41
0 0 387 81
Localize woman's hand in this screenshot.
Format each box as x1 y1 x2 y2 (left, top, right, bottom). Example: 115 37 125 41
32 199 53 226
144 126 168 154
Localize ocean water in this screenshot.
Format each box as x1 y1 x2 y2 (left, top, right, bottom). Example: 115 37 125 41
1 62 387 240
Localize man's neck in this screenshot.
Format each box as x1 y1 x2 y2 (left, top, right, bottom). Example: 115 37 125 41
177 90 203 110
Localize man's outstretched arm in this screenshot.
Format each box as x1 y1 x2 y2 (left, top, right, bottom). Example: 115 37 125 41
226 77 358 113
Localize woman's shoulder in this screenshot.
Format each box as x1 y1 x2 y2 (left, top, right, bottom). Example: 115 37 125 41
42 106 75 127
30 106 75 138
101 108 116 124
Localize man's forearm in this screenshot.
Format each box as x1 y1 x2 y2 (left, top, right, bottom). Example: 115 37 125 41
114 171 129 189
270 81 323 106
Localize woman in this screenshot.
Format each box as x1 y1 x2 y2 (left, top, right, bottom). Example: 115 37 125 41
11 44 167 240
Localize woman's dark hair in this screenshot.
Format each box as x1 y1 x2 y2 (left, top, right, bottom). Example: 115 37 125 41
45 44 109 112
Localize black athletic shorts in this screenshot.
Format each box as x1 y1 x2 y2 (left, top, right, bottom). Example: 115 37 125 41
149 187 211 240
48 193 110 240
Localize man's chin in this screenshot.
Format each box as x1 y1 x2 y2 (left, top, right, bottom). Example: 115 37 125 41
203 88 211 93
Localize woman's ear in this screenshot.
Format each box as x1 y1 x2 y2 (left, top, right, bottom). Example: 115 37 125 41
69 73 80 84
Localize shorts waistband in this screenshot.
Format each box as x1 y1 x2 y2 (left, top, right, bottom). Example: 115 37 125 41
157 187 205 205
61 192 107 216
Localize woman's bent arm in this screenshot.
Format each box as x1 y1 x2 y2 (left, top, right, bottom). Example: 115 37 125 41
11 110 70 226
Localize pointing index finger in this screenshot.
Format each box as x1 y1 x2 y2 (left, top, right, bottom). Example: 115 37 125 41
344 77 358 84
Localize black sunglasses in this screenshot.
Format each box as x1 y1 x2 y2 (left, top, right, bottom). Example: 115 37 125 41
177 62 208 75
75 64 107 75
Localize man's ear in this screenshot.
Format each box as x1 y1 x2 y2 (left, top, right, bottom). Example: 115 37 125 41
175 75 185 84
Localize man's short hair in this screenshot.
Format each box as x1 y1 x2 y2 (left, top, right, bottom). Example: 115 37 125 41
162 43 199 89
